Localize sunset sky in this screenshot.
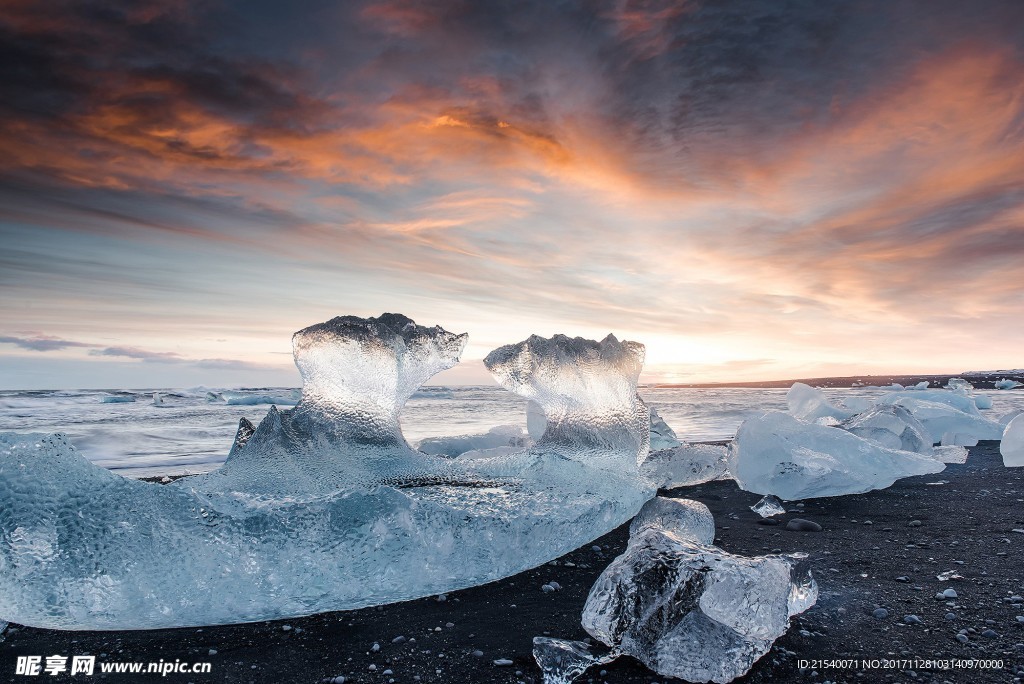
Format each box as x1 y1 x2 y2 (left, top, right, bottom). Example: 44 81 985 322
2 0 1023 389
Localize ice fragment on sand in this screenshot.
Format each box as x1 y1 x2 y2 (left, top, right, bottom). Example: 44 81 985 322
580 498 817 683
0 315 653 629
640 443 728 489
1002 414 1024 467
751 495 786 518
786 383 853 422
536 496 816 683
629 497 715 544
729 411 944 500
532 637 616 684
648 407 682 451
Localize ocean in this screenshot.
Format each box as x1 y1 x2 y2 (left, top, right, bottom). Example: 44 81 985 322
1 385 1021 478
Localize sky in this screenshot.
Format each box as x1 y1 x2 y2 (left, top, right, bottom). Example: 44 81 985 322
1 0 1023 389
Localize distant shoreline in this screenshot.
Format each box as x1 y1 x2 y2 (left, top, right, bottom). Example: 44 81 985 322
648 371 1024 390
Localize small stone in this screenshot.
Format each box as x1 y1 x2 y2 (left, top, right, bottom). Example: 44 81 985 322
945 613 956 620
983 629 998 638
942 588 958 599
541 584 555 593
494 659 514 666
371 643 380 652
1016 616 1024 623
908 520 922 527
282 625 292 632
445 622 454 628
904 615 923 624
368 664 377 672
472 650 484 658
786 518 822 532
436 594 447 602
873 608 889 619
956 634 969 644
757 518 781 526
591 545 602 552
895 576 910 582
208 649 217 656
382 670 393 676
392 636 407 644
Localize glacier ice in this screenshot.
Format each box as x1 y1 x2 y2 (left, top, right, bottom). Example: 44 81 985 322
946 377 974 393
995 378 1022 390
0 315 654 630
417 425 529 457
876 393 1002 446
628 496 715 544
1002 414 1024 467
840 404 931 454
751 494 786 518
537 496 816 684
640 442 729 489
729 411 944 500
535 496 815 683
532 637 616 684
648 407 682 451
974 394 993 410
786 383 853 422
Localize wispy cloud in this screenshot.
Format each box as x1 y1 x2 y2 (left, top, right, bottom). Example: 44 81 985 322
0 334 95 352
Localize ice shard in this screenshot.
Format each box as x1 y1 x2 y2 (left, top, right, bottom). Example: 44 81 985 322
542 496 817 684
648 407 682 451
729 411 944 500
0 316 654 630
840 404 931 453
751 494 786 518
640 442 729 489
1002 414 1024 467
995 378 1022 390
786 383 853 422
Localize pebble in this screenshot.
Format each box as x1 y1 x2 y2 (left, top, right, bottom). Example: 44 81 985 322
208 649 217 656
445 622 454 628
282 625 292 632
371 643 380 652
331 677 346 684
472 650 484 658
757 518 781 526
983 629 999 638
541 584 555 593
956 634 969 644
392 636 407 644
1017 616 1024 624
435 594 447 602
895 576 910 583
945 613 956 620
904 615 923 624
591 545 602 552
494 659 514 666
908 520 922 527
786 518 822 532
873 608 889 619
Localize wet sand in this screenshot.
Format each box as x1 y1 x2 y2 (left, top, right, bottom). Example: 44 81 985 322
3 441 1022 683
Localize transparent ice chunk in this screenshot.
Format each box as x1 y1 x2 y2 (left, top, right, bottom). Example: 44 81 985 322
0 316 653 629
750 494 786 518
576 497 816 684
840 404 931 453
729 411 944 500
648 407 682 451
532 637 616 684
786 383 853 422
641 443 729 489
1002 414 1024 467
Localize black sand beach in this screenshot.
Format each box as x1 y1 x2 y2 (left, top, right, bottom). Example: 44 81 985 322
3 441 1023 684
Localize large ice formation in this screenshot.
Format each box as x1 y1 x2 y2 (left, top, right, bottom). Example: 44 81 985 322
1002 414 1024 467
0 316 654 630
729 411 944 500
534 496 817 684
640 443 729 489
995 378 1022 390
840 404 931 453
